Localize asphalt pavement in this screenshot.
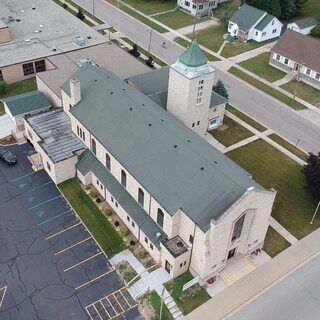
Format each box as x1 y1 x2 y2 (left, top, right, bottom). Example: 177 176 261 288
0 144 141 320
71 0 320 153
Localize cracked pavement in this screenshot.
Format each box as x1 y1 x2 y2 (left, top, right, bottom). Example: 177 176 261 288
0 144 142 320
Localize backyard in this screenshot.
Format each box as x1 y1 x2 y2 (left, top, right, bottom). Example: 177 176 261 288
227 140 319 240
0 78 37 116
59 178 125 257
239 52 286 82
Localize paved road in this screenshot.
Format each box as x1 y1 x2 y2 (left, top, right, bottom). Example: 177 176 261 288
74 0 320 153
229 252 320 320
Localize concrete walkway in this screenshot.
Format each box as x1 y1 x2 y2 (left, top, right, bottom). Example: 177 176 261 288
217 40 227 55
270 217 298 245
224 135 260 153
185 227 320 320
111 249 146 275
273 70 297 86
204 132 227 153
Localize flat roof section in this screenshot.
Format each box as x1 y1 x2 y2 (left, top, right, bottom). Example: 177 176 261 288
25 108 84 163
0 0 106 68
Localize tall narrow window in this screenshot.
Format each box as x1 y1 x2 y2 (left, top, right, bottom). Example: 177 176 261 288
91 138 96 155
82 131 85 142
138 188 144 207
121 170 127 188
106 153 111 170
232 214 246 241
157 209 164 228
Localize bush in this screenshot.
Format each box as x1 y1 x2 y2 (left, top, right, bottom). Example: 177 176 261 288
104 209 112 216
130 240 135 246
137 251 148 259
0 81 7 95
120 229 129 237
114 221 120 227
95 198 101 203
311 25 320 38
63 3 68 8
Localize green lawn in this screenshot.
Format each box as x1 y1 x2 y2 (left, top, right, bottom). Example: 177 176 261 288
164 272 210 315
295 0 320 22
227 140 320 239
269 133 308 162
0 78 37 116
239 52 286 83
210 115 253 147
59 179 124 257
280 81 320 106
226 104 266 132
221 41 261 58
263 226 291 257
121 0 176 15
155 10 198 29
228 67 306 111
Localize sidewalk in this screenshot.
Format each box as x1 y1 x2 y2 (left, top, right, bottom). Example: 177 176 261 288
270 217 298 245
185 227 320 320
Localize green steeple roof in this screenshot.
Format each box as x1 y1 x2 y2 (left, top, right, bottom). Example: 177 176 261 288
179 39 208 68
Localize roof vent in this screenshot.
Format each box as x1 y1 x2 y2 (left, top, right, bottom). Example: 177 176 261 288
74 36 86 46
200 167 204 171
187 139 191 143
160 119 164 122
110 91 114 95
122 88 126 91
79 58 92 66
156 232 162 238
148 123 152 127
32 5 36 10
129 107 133 111
174 145 178 148
214 161 218 164
16 16 21 22
141 104 145 107
94 79 97 82
177 241 183 248
52 46 57 52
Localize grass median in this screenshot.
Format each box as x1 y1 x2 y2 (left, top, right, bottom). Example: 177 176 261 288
228 67 306 111
59 178 124 257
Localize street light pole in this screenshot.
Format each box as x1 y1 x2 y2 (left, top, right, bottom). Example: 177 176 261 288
92 0 95 17
310 200 320 224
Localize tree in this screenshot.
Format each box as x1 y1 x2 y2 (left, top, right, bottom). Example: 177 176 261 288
213 80 229 99
302 153 320 201
280 0 296 19
311 24 320 38
76 8 85 21
294 0 308 12
246 0 281 17
0 81 6 95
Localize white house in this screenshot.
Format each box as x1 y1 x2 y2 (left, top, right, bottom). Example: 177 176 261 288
228 4 283 43
177 0 228 18
287 17 318 35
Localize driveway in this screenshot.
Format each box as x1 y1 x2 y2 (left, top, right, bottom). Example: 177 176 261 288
0 114 15 139
0 144 142 320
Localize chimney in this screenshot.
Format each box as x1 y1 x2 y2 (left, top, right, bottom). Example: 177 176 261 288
70 78 81 106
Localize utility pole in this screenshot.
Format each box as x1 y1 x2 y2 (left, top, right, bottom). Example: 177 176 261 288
148 29 153 54
310 200 320 224
159 287 165 320
92 0 95 17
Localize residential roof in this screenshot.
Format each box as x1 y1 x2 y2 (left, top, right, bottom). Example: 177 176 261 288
271 29 320 73
63 65 260 232
2 90 50 117
77 150 167 249
230 4 265 32
179 40 208 68
25 108 84 163
255 14 275 31
292 16 318 29
0 0 106 68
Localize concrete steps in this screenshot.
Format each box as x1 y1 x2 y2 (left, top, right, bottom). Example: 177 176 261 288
220 263 256 285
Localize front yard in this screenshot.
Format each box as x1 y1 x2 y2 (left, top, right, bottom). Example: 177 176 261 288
120 0 176 15
155 9 200 29
59 178 125 257
0 78 37 116
263 226 291 257
221 41 261 58
227 140 319 239
280 81 320 106
239 52 286 83
164 272 210 315
210 115 253 147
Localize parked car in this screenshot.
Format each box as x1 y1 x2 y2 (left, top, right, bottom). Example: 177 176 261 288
0 146 17 164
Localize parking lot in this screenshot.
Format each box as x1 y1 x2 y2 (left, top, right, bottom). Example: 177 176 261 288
0 144 142 320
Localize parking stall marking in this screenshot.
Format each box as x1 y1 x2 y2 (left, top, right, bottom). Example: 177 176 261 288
28 195 62 211
0 286 7 309
54 236 92 255
45 221 82 240
11 171 37 182
37 209 72 227
28 180 54 192
64 252 103 272
75 268 116 291
86 287 138 320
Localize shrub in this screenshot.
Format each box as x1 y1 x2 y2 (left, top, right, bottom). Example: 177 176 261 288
137 251 148 259
0 81 6 95
120 229 129 237
63 3 68 8
130 240 135 246
114 221 120 227
104 209 112 216
96 198 101 203
311 25 320 38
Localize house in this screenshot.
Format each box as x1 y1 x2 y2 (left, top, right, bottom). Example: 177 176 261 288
177 0 228 18
0 0 106 84
23 42 275 283
270 29 320 89
228 4 283 43
287 17 318 35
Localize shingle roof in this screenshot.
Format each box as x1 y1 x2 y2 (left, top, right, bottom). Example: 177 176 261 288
2 91 50 117
179 40 208 68
77 150 167 249
255 14 275 31
271 29 320 73
63 65 260 232
230 4 265 32
294 17 318 29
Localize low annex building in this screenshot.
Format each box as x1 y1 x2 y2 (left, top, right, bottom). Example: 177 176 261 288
287 17 318 35
177 0 228 18
270 29 320 89
228 4 283 43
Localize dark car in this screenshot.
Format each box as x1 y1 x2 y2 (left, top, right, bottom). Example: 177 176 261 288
0 146 17 164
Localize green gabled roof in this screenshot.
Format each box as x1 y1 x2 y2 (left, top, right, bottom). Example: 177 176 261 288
294 17 318 29
2 90 50 117
255 14 275 31
77 149 167 249
178 40 208 68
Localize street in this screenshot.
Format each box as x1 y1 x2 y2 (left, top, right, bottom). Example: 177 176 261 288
72 0 320 153
229 252 320 320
